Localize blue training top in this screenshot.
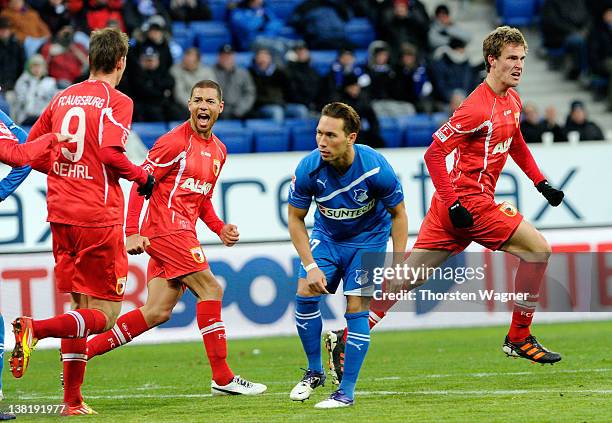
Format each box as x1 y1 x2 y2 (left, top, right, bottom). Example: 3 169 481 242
0 110 32 200
289 144 404 246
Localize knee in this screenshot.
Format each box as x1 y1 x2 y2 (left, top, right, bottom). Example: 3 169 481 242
142 307 172 327
103 314 118 331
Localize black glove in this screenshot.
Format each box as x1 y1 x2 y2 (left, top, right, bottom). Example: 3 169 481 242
536 180 564 206
448 200 474 228
137 174 155 199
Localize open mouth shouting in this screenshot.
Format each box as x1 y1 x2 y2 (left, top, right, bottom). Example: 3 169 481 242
197 112 211 127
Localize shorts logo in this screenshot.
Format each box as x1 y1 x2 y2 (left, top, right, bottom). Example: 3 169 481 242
499 201 518 217
213 159 221 176
116 277 127 295
353 188 368 203
434 123 454 143
190 246 206 264
355 270 369 286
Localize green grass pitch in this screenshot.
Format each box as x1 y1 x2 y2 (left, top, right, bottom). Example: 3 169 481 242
1 320 611 422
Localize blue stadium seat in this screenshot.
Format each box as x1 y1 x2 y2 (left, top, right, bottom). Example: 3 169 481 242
266 0 301 21
378 117 402 148
399 115 437 148
192 21 232 53
354 49 368 66
201 52 218 66
172 28 195 51
209 0 229 21
215 119 243 129
309 50 338 75
345 18 375 49
131 122 168 149
252 126 291 153
498 0 536 26
287 118 318 151
214 127 253 154
168 121 185 131
245 119 281 129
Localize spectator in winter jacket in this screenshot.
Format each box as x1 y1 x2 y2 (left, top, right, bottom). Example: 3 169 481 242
13 54 57 125
39 25 88 87
229 0 284 52
212 44 256 119
378 0 430 57
428 4 471 50
285 40 321 111
0 0 50 42
392 43 432 111
248 47 308 122
431 37 478 103
171 47 215 105
289 0 352 50
564 100 604 141
0 17 25 93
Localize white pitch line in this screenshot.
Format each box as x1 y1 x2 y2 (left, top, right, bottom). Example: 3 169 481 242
15 389 611 401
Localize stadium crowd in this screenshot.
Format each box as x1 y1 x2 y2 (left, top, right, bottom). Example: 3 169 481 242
0 0 608 148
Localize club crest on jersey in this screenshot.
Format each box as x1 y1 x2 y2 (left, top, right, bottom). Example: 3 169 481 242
492 137 513 155
213 159 220 176
190 246 206 264
434 123 454 142
514 112 520 128
353 188 368 203
499 201 518 217
116 277 127 296
181 178 212 195
355 270 369 286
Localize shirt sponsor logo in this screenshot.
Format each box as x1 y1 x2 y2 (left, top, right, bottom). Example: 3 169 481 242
181 177 212 195
317 199 375 220
492 137 513 155
434 123 454 142
190 246 206 264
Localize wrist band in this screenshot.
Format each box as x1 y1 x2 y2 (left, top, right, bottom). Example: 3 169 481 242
304 262 318 272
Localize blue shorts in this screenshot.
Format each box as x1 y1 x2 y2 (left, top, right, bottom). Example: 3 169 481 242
298 237 387 297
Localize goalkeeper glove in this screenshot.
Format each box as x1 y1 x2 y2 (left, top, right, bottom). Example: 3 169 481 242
536 180 564 206
137 174 155 199
448 200 474 228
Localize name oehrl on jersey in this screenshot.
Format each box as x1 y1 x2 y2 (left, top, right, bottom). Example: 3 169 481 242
181 177 212 195
52 162 93 179
57 95 105 109
317 199 375 220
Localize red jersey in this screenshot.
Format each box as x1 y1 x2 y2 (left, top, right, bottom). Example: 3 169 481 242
139 122 227 238
28 79 133 227
432 83 543 202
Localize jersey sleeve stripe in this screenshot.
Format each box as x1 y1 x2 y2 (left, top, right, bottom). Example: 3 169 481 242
315 167 380 202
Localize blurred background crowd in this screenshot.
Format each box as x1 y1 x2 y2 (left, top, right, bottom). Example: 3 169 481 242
0 0 610 152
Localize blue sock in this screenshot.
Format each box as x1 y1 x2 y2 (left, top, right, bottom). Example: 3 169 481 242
0 313 4 392
339 311 370 400
295 295 323 373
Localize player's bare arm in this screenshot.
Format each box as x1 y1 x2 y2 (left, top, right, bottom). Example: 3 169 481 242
387 201 408 255
288 204 328 295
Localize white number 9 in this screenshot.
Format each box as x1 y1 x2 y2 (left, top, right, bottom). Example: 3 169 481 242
60 106 86 162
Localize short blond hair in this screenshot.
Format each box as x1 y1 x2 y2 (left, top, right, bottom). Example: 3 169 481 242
483 26 528 72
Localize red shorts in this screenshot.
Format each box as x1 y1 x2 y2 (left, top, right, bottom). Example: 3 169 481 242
414 195 523 253
146 231 209 282
51 223 127 301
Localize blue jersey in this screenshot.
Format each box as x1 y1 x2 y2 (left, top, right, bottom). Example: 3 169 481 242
289 144 403 246
0 110 31 200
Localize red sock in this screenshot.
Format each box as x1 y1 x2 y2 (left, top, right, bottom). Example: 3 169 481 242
61 338 87 407
197 300 234 386
508 260 548 343
87 309 149 359
342 310 385 342
33 309 107 340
